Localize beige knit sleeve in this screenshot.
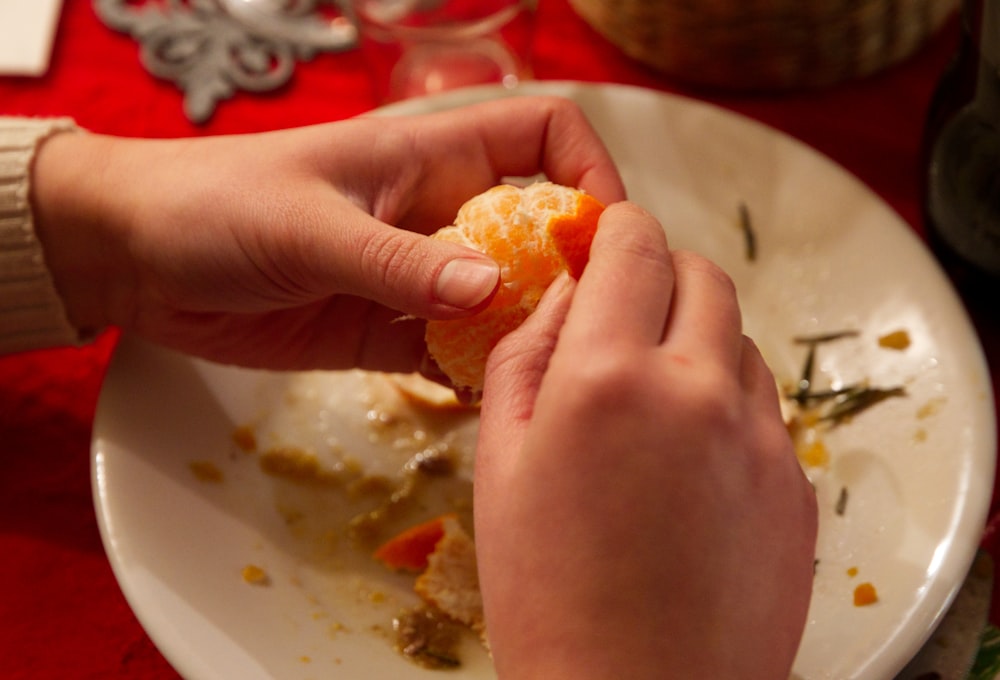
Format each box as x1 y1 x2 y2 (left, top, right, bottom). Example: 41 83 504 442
0 116 82 354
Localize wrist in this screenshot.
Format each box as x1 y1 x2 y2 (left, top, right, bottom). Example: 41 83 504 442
30 128 130 337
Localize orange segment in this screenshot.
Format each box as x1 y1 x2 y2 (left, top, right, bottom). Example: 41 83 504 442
426 182 605 393
549 193 604 278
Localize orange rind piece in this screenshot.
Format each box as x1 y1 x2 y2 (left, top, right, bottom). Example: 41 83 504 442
426 182 605 394
373 513 456 573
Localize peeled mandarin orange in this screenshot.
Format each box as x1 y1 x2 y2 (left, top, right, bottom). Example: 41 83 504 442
426 181 605 393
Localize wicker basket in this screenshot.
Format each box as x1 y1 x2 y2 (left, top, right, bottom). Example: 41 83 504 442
569 0 958 90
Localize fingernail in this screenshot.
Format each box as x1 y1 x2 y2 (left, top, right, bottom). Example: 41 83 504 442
435 258 500 309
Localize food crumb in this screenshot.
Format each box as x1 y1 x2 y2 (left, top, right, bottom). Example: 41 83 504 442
847 566 859 577
188 460 224 483
798 439 830 468
917 397 946 420
878 330 911 350
232 425 257 452
241 564 270 586
299 655 311 664
853 582 878 606
259 446 339 485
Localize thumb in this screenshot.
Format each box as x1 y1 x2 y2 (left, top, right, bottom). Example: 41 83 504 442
477 272 576 462
329 217 500 319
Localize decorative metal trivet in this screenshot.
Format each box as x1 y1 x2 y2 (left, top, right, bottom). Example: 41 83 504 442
93 0 357 124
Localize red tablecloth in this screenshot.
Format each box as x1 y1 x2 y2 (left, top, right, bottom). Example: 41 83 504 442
1 1 998 677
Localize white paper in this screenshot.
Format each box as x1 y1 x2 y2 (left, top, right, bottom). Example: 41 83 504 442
0 0 64 76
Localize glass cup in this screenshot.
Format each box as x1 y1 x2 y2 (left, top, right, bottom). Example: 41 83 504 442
346 0 536 102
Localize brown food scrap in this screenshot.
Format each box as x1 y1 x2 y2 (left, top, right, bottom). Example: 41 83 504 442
259 447 339 485
405 446 457 477
917 397 946 420
853 582 878 606
393 605 463 669
189 460 224 483
232 424 257 452
414 516 484 633
347 474 396 500
878 330 911 351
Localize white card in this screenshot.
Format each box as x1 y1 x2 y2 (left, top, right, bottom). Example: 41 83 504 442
0 0 64 76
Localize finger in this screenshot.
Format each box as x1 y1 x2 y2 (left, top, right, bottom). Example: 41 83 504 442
478 272 576 454
410 96 627 207
558 202 673 348
479 96 626 204
738 335 792 434
280 200 501 319
660 249 744 373
502 96 627 204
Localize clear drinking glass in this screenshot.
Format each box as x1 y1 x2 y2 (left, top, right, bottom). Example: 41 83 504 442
346 0 536 102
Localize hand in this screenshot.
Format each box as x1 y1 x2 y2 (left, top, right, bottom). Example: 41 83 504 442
29 96 625 370
474 203 818 679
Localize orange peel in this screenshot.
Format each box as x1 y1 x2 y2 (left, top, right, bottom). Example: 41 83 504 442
426 181 605 394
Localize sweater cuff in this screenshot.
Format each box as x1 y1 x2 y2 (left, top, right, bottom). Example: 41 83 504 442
0 116 83 354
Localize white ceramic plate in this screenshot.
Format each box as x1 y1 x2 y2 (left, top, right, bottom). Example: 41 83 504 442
92 82 996 680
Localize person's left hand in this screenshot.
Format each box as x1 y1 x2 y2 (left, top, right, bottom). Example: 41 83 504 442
31 96 624 371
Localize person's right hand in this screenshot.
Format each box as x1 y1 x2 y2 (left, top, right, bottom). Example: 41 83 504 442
474 202 818 680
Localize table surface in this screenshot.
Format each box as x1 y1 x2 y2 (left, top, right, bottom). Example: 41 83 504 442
2 0 999 678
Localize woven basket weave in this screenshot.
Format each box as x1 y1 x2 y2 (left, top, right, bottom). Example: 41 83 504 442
569 0 958 90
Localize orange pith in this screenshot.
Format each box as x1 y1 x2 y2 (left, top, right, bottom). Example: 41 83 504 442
426 182 604 392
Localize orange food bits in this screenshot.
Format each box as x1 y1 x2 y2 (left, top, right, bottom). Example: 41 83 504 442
878 329 911 350
426 182 605 392
241 564 269 585
373 513 456 572
853 582 879 606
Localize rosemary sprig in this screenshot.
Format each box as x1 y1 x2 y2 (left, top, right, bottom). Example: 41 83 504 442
785 330 905 422
820 385 907 424
789 330 860 406
738 202 757 262
792 330 861 345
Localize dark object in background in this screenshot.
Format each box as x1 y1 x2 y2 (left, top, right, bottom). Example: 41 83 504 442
923 0 1000 305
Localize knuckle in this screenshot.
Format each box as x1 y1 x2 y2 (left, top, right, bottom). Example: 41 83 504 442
674 250 737 292
560 350 652 411
358 228 424 293
671 360 742 421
